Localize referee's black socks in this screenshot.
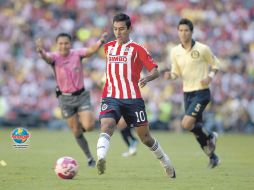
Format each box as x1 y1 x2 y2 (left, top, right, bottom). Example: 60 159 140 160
75 134 92 159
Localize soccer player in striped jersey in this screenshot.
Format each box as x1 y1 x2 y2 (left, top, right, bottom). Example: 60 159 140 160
35 32 107 167
99 75 138 157
96 13 175 179
164 18 220 168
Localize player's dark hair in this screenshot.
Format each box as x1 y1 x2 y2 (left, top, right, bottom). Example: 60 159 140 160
113 13 131 29
56 33 72 42
178 18 194 32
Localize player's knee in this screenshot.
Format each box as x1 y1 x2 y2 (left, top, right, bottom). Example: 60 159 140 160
181 120 187 129
84 121 95 132
181 120 193 130
85 126 93 132
100 122 115 136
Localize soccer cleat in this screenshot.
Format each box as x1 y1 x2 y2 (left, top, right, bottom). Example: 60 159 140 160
203 132 218 157
129 146 137 155
96 158 106 175
121 140 138 157
121 148 137 157
121 151 132 157
164 166 176 179
129 139 138 155
87 157 96 167
121 147 137 157
208 153 220 169
130 139 138 149
160 155 176 179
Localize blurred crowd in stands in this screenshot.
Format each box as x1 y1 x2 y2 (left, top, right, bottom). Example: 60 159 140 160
0 0 254 133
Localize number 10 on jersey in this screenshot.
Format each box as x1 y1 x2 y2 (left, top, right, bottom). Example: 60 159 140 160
135 111 146 122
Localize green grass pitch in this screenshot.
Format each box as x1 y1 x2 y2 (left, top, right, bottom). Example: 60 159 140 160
1 128 254 190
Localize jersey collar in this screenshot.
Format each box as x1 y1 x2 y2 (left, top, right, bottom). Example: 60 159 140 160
191 39 196 48
181 39 196 52
116 39 133 47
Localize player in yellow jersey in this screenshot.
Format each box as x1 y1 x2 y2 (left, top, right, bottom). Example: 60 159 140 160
164 18 220 168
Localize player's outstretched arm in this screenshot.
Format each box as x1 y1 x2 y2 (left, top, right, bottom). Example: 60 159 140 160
139 67 159 88
85 32 108 57
35 38 53 64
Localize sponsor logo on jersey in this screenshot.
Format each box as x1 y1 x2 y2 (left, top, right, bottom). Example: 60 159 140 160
109 56 127 64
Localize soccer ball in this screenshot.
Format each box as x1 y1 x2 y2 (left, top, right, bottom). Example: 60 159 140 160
54 156 79 179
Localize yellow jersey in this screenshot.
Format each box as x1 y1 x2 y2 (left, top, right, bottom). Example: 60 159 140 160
170 41 220 92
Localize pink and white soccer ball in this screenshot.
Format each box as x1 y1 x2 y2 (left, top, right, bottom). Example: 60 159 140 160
54 156 78 179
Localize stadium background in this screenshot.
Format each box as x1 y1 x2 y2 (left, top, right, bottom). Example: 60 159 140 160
0 0 254 134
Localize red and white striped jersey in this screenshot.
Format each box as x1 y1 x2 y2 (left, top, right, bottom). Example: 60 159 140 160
102 40 157 99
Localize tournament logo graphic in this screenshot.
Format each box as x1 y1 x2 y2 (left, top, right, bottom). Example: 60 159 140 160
11 127 30 149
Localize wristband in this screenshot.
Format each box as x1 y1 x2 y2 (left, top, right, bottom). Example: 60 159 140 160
96 40 103 46
171 73 177 80
208 71 215 79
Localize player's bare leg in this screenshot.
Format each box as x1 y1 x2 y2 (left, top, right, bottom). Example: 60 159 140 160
78 111 95 132
135 125 176 179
